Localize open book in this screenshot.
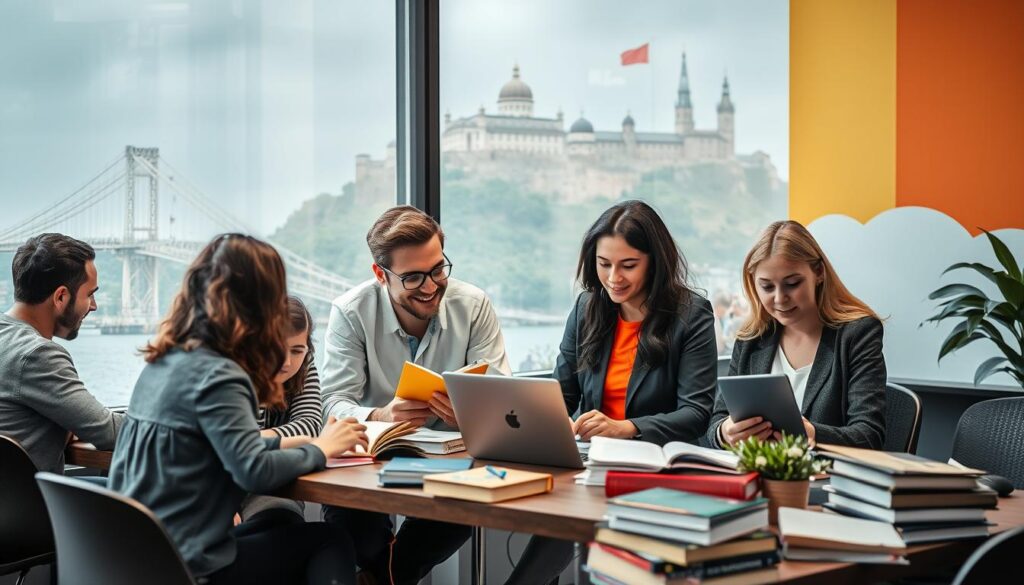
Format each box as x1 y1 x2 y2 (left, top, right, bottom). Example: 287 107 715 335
326 421 465 467
395 361 488 402
587 436 741 474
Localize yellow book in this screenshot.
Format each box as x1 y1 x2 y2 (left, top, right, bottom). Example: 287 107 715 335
394 361 488 402
423 466 554 503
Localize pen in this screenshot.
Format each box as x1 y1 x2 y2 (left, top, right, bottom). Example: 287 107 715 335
485 465 507 480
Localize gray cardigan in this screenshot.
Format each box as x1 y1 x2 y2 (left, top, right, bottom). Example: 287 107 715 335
704 317 887 449
108 347 326 577
555 290 718 446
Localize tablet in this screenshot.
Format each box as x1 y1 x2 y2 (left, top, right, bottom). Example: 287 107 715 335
718 374 806 438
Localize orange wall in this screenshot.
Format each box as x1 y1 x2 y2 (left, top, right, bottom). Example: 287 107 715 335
896 0 1024 234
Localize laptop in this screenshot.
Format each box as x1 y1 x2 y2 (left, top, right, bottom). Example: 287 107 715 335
442 372 585 469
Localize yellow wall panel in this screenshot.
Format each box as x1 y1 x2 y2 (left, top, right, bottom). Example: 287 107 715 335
790 0 896 224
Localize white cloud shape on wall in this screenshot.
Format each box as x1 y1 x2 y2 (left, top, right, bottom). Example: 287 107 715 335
808 207 1024 387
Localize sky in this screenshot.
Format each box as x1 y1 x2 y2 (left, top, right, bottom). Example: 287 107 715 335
0 0 787 236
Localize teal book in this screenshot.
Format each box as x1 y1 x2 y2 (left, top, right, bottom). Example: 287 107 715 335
609 488 767 528
380 457 474 475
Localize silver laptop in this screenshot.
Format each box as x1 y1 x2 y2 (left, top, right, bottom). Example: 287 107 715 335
442 372 585 469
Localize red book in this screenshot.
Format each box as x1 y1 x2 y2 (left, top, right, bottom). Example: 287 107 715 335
605 471 760 500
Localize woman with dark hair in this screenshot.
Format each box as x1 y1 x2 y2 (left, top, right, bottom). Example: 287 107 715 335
108 234 367 585
506 200 718 585
235 296 326 534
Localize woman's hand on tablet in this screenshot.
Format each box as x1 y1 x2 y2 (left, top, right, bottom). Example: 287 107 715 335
770 417 816 447
720 416 773 447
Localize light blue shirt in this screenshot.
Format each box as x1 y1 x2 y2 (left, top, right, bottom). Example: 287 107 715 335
321 278 511 428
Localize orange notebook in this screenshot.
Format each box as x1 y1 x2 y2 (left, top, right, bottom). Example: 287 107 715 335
394 361 488 402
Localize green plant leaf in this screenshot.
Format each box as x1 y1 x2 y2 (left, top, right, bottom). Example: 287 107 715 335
938 321 969 360
943 262 999 285
975 321 1024 370
983 229 1022 281
974 356 1009 385
928 284 987 301
994 272 1024 309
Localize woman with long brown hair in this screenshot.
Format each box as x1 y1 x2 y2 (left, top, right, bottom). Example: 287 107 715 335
108 234 367 584
705 220 886 449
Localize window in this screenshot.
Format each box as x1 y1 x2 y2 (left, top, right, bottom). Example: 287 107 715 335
0 1 397 405
436 0 789 370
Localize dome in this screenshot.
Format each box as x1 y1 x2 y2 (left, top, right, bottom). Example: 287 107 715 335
569 117 594 134
622 113 635 127
498 65 533 101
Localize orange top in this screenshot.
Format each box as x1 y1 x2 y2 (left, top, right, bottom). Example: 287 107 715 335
601 316 643 420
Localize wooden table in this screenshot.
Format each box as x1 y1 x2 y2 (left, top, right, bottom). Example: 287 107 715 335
68 442 1024 584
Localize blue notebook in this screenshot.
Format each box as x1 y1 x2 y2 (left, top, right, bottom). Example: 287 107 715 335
380 457 474 475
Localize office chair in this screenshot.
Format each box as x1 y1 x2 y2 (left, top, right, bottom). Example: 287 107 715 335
951 526 1024 585
883 382 922 454
35 472 196 585
950 397 1024 488
0 436 55 585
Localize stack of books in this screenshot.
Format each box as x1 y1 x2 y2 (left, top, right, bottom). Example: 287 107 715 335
577 437 742 487
377 457 473 487
586 488 777 584
778 507 907 564
817 444 995 544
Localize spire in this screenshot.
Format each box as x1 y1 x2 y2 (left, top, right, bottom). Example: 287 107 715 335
717 76 734 114
512 63 520 79
676 52 692 109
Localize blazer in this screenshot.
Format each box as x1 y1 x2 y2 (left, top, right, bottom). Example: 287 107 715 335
555 290 718 446
703 316 887 449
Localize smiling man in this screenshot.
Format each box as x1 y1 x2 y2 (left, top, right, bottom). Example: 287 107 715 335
0 233 123 473
321 205 510 585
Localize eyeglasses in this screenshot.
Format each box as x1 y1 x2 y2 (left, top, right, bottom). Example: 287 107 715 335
379 255 453 290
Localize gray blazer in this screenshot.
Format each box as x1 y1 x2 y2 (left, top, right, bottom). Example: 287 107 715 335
704 317 886 449
555 291 718 446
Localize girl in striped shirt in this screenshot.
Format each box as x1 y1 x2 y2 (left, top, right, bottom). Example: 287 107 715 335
235 296 324 534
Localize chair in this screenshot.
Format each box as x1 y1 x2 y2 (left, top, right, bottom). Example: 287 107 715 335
0 436 55 585
883 382 922 453
950 397 1024 488
951 526 1024 584
35 472 196 585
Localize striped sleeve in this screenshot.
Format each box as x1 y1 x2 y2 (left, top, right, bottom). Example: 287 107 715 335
270 364 325 438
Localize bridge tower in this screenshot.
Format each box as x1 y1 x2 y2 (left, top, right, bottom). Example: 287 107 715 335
118 146 161 332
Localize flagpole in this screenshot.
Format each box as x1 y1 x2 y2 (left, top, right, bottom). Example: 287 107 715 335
650 37 656 132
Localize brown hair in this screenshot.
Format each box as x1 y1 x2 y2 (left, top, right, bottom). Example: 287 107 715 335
366 205 445 268
142 234 290 409
737 220 878 340
281 296 315 405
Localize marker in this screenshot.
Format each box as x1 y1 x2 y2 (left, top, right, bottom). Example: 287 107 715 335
485 465 507 480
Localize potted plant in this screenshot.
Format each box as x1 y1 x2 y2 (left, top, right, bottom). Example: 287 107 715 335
730 433 831 525
924 229 1024 387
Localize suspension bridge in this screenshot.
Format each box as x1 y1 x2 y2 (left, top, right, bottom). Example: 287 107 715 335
0 146 562 333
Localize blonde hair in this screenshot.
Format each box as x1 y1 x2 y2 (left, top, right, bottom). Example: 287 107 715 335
737 221 878 340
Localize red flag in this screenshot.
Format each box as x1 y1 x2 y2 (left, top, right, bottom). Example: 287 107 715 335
620 43 649 66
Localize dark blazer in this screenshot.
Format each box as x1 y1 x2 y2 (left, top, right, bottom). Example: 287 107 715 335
555 290 718 446
703 316 886 449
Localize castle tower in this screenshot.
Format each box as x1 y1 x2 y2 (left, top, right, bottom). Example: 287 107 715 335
497 65 534 117
622 112 636 153
674 52 695 135
717 76 735 156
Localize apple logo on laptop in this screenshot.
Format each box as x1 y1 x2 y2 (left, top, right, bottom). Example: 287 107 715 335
505 410 521 429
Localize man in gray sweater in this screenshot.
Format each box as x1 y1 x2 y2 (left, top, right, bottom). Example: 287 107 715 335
0 233 123 473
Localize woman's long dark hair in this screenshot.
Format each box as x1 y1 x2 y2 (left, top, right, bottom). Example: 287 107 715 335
142 233 290 409
576 200 692 372
281 296 315 406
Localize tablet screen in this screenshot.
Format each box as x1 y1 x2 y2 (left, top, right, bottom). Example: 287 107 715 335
718 374 806 438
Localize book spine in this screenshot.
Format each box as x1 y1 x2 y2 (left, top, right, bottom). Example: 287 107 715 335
605 474 750 500
686 551 780 579
593 543 674 574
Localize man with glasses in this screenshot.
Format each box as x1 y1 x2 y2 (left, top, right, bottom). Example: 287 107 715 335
321 205 510 585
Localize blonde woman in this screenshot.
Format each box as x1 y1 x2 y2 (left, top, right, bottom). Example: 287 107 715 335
705 220 886 449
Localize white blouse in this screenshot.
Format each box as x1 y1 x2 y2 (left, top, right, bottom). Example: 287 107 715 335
771 344 812 411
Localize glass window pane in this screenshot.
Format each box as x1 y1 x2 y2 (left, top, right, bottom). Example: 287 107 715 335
438 0 789 372
0 1 396 406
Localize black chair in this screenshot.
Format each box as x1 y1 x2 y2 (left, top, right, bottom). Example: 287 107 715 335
950 397 1024 488
35 472 196 585
951 526 1024 585
0 436 55 585
883 382 922 453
